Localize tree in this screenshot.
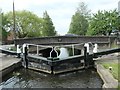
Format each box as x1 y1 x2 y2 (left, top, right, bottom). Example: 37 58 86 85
0 13 9 41
68 2 90 35
87 10 119 36
76 2 91 20
68 12 88 35
0 11 2 41
5 10 43 38
42 11 56 36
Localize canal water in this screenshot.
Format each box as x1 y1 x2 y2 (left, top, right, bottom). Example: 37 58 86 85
0 68 103 88
1 46 112 89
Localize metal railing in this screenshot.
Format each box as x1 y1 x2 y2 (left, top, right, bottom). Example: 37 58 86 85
25 42 94 58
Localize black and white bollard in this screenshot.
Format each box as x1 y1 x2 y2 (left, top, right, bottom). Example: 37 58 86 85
93 43 98 58
17 45 21 58
47 57 54 74
22 44 28 69
93 44 98 53
84 43 89 68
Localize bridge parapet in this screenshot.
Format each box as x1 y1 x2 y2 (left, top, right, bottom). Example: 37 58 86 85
15 36 117 47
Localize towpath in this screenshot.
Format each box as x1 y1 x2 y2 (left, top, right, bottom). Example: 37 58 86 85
0 53 21 77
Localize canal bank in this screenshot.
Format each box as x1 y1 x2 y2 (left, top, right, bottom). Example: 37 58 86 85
94 53 119 88
0 44 119 88
0 54 104 88
0 53 22 79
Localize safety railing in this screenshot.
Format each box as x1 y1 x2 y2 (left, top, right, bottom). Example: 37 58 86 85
25 43 53 57
25 42 94 58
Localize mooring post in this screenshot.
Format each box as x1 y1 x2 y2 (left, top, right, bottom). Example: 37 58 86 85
17 45 21 58
93 44 98 53
84 43 89 68
84 46 87 67
22 44 28 69
47 57 54 74
93 43 98 58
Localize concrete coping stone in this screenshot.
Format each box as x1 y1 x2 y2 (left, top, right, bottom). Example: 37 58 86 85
96 63 118 88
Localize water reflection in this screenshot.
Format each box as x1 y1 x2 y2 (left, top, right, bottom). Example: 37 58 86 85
1 68 103 88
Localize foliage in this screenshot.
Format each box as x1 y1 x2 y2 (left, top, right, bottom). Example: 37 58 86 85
42 11 56 36
5 10 43 38
118 85 120 90
76 2 91 20
87 10 119 36
0 13 9 41
68 2 90 35
68 12 88 35
0 13 2 41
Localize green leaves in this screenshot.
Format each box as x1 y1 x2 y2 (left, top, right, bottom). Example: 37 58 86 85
0 13 9 41
69 12 88 35
42 11 56 36
68 2 90 35
2 10 56 39
87 9 119 36
5 10 43 38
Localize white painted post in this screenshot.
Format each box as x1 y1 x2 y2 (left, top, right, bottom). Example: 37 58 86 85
17 45 21 58
84 43 90 68
84 43 89 53
22 44 28 68
22 44 26 53
17 45 21 53
93 44 98 53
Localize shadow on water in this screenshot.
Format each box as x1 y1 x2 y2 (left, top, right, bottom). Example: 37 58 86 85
1 67 103 88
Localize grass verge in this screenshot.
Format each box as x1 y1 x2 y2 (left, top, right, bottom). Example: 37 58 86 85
102 63 119 81
102 63 120 89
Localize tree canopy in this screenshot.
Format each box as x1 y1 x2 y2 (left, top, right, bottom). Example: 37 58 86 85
76 2 91 20
68 12 88 35
42 11 56 36
87 9 119 36
68 2 90 35
0 13 9 41
5 10 43 38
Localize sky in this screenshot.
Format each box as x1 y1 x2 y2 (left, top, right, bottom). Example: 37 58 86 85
0 0 119 35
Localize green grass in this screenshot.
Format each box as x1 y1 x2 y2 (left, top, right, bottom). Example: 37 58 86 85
110 43 119 48
118 85 120 90
102 63 120 82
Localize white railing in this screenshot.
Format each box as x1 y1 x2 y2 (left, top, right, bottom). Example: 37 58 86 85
23 42 95 58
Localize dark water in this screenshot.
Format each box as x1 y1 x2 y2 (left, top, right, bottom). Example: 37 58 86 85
0 68 103 88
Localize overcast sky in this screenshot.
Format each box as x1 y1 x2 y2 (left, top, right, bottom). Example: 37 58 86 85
0 0 119 35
